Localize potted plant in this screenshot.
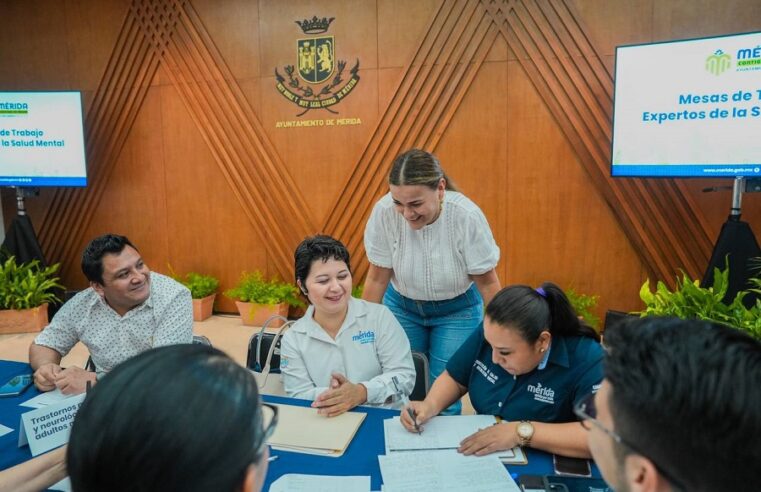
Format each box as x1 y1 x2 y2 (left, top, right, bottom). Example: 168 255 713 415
178 272 219 322
0 256 63 334
638 261 761 340
224 271 304 327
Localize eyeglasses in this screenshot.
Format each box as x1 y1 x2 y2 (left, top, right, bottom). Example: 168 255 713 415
254 403 279 460
574 392 685 491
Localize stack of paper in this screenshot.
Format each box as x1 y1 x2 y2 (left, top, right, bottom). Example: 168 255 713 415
383 414 526 464
266 404 366 457
379 449 521 492
269 474 370 492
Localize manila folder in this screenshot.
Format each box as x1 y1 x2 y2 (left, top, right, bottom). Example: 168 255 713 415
266 404 366 457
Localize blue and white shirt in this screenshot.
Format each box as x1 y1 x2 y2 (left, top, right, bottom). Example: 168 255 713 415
34 272 193 377
280 297 415 408
447 326 603 422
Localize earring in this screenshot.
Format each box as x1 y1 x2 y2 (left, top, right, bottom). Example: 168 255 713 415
540 347 546 353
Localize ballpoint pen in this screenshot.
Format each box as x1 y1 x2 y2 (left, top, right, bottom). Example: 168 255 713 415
392 376 421 435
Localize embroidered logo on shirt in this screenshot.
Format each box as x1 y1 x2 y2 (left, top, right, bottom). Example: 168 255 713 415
473 360 499 384
280 356 289 369
527 382 555 404
351 330 375 344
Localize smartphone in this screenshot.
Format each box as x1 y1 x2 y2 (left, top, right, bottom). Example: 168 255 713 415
518 474 547 492
553 455 592 477
544 475 612 492
0 373 33 398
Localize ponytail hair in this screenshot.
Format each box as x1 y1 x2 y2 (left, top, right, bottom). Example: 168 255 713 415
485 282 600 343
389 149 459 192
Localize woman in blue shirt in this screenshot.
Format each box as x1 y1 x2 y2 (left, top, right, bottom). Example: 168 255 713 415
401 282 603 458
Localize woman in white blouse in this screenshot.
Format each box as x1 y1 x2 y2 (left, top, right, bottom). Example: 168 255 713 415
363 149 501 414
280 235 415 417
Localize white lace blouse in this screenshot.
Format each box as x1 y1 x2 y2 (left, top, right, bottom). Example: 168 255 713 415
364 191 500 301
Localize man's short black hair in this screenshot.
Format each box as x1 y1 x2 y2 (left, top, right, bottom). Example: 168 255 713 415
81 234 137 284
294 235 351 293
68 344 265 492
603 317 761 491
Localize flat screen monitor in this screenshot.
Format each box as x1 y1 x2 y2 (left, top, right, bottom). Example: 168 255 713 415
0 91 87 187
611 31 761 178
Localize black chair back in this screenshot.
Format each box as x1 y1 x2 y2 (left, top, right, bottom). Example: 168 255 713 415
410 351 430 401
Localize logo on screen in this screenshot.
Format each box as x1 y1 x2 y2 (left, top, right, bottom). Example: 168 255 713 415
275 16 360 117
736 45 761 71
0 102 28 117
705 49 731 75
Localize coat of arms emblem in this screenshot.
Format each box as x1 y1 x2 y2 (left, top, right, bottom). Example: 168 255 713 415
275 16 360 116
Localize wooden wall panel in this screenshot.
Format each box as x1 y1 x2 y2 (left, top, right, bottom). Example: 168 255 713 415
159 79 268 313
434 60 509 282
503 56 646 313
1 0 760 318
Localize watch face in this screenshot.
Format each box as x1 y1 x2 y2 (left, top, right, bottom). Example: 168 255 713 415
518 422 533 438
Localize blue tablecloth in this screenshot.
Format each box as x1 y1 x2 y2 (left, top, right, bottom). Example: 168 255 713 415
0 360 601 491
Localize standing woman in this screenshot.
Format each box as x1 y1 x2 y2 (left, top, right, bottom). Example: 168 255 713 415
363 149 501 414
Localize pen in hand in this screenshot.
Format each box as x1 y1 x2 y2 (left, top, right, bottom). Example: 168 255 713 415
407 406 422 435
392 376 422 435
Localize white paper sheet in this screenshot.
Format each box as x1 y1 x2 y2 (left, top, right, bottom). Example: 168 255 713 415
269 474 370 492
0 423 13 437
383 414 497 451
378 449 520 492
19 389 73 409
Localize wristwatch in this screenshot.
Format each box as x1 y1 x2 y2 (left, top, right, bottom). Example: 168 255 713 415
516 420 535 447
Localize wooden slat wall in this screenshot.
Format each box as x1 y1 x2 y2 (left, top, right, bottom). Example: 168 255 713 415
1 0 759 317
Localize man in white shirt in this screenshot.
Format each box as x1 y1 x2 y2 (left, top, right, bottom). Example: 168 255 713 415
29 234 193 394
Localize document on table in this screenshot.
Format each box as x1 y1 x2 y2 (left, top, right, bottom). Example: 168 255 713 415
383 414 527 464
266 404 366 457
378 449 521 492
269 474 370 492
19 389 72 409
384 414 497 451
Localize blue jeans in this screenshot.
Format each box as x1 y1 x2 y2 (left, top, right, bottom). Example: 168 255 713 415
383 283 483 415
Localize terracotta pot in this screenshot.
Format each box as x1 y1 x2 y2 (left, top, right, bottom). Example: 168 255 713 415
0 303 49 334
192 294 216 322
235 301 288 327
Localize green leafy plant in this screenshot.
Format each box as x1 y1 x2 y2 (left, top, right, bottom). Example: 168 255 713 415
224 271 304 308
352 284 364 299
566 288 600 330
638 261 761 339
0 256 64 310
178 272 219 299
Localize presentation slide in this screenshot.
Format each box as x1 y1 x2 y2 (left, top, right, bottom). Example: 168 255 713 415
612 31 761 177
0 91 87 186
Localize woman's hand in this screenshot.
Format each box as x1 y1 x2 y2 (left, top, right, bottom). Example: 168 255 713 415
458 421 518 456
399 400 436 433
312 373 367 417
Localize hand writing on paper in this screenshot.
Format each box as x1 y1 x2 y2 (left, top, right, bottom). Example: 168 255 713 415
312 372 367 417
399 400 435 433
54 366 97 395
458 421 518 456
33 362 62 392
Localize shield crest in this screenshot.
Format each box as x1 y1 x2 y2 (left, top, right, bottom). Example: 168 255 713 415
297 36 334 83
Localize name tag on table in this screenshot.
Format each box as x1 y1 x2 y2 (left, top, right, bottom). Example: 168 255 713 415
18 392 85 456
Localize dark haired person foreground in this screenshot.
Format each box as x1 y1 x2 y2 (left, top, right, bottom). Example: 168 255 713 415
579 317 761 492
281 235 415 417
364 149 501 414
401 282 603 457
29 234 192 394
68 344 276 492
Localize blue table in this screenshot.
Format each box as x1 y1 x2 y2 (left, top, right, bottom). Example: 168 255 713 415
0 360 602 491
261 395 601 491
